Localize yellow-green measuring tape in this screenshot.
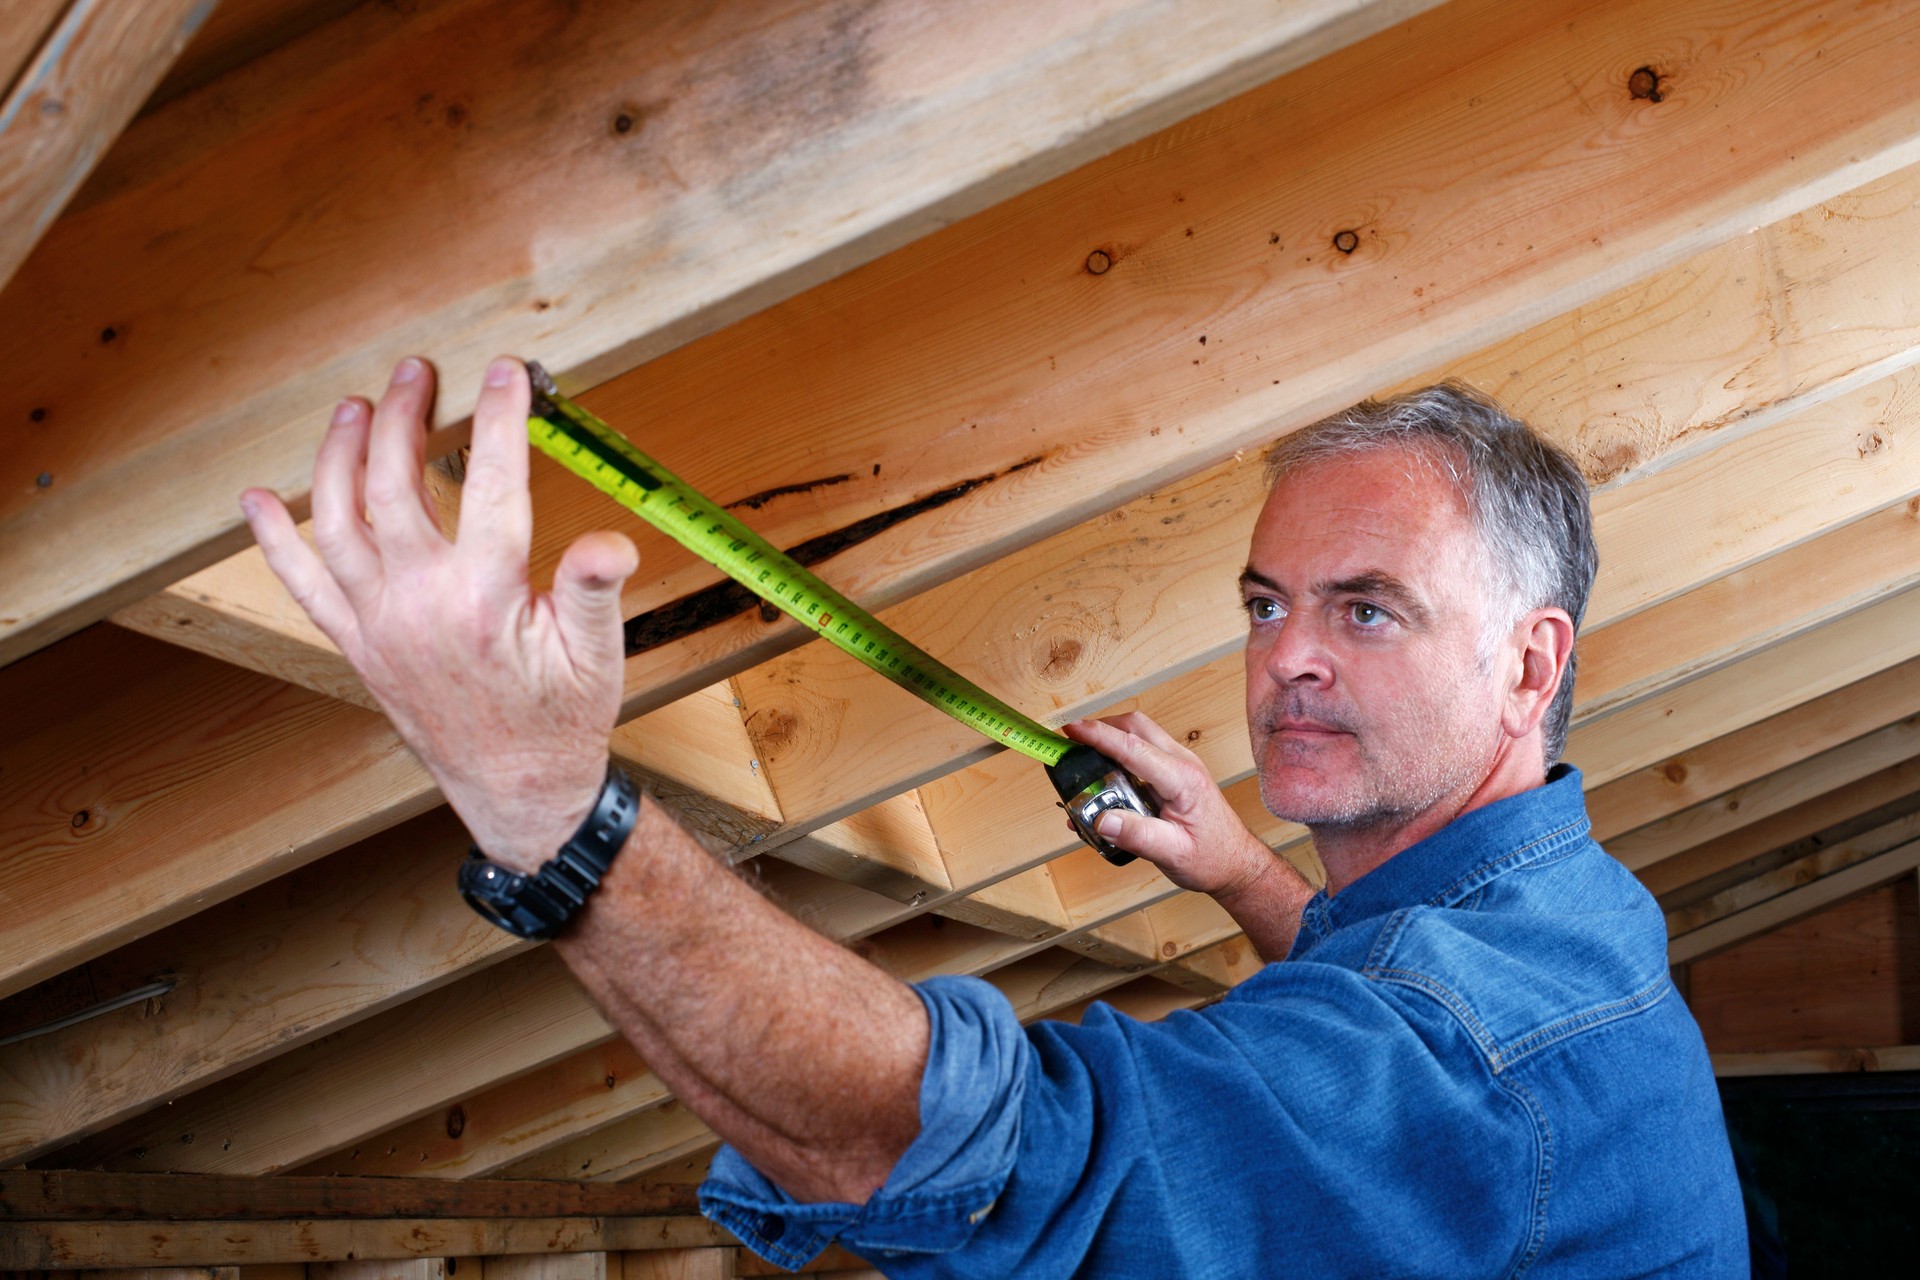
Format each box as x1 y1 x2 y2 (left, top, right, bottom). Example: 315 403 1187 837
525 362 1155 863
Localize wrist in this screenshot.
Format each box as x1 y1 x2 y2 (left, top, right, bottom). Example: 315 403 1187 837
460 767 606 877
458 763 641 941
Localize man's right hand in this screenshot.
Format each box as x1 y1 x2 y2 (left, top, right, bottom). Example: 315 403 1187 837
240 356 635 874
1065 714 1313 961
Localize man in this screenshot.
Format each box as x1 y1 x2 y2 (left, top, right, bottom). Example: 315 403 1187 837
243 362 1746 1275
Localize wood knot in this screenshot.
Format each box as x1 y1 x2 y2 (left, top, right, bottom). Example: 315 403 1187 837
1085 249 1112 275
1036 634 1084 680
1161 941 1180 958
445 1105 466 1139
748 708 801 757
1857 430 1886 457
1662 762 1687 785
1332 229 1360 254
1628 66 1663 103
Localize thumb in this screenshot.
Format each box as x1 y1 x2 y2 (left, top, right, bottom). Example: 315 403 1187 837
552 530 639 665
1093 808 1189 868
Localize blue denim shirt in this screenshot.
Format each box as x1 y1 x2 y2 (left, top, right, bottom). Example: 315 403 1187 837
701 766 1747 1276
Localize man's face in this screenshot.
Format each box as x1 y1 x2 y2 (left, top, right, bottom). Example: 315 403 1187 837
1242 447 1512 831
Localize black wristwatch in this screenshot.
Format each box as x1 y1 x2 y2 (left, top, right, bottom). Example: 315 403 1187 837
458 764 640 940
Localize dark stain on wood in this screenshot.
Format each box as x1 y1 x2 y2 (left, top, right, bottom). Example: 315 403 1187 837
726 473 854 511
624 456 1045 654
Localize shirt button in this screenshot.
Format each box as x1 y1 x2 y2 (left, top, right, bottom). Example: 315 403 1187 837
754 1213 782 1239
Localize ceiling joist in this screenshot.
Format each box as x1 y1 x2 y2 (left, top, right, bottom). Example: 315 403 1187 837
0 0 1448 665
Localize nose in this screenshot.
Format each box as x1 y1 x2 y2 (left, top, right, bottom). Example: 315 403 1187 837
1255 612 1333 688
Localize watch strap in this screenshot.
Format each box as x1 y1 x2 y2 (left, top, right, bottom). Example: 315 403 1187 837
458 763 640 940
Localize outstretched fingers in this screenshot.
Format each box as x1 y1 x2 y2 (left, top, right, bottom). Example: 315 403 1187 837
457 357 534 575
362 357 447 558
241 488 361 653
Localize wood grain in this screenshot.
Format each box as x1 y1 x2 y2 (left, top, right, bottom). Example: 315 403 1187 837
0 1217 732 1270
0 0 214 291
101 0 1920 714
1684 876 1920 1050
0 0 1445 662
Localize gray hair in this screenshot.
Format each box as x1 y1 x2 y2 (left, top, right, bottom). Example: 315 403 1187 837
1264 382 1598 764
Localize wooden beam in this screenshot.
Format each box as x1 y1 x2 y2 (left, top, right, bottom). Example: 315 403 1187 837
1712 1045 1920 1076
0 629 780 1006
52 207 1920 1021
1576 495 1920 724
1665 810 1920 936
0 1170 699 1220
0 806 517 1166
100 0 1920 710
0 627 437 1003
1590 658 1920 849
0 0 216 293
1157 935 1265 996
1569 586 1920 791
1637 756 1920 900
1668 838 1920 964
0 0 1446 664
36 7 1920 1011
0 1217 731 1270
734 357 1920 852
1605 706 1920 873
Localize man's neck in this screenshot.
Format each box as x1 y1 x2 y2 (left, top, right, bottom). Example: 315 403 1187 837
1313 745 1549 896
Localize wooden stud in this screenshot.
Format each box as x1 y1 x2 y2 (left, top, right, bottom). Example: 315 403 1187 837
311 1262 447 1280
0 1170 699 1220
1713 1044 1920 1076
486 1256 609 1280
618 1251 734 1280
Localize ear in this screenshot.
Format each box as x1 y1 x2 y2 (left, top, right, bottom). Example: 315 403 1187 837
1500 607 1575 742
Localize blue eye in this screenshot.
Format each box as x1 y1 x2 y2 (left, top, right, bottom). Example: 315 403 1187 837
1245 597 1285 624
1350 602 1390 627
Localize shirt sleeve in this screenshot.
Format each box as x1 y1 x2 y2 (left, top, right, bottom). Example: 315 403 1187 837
702 958 1537 1277
698 974 1028 1271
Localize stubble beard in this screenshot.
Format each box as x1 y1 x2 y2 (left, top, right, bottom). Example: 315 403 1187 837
1253 683 1497 838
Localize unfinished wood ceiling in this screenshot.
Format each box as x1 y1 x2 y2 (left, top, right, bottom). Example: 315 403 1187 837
5 0 1920 1262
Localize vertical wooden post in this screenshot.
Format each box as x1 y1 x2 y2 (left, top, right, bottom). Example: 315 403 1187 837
618 1248 737 1280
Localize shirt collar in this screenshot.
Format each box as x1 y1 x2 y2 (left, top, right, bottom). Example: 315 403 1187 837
1293 764 1591 950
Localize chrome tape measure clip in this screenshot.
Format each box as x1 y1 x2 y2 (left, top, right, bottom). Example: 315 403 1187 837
523 362 1156 865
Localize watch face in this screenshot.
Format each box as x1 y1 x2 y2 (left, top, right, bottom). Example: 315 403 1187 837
458 854 562 940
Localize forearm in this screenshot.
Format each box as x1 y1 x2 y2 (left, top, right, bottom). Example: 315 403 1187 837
1210 851 1315 963
555 797 928 1204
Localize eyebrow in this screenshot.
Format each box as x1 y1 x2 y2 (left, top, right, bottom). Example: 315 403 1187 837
1238 566 1432 625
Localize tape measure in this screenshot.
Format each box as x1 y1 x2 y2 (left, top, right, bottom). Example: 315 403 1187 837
524 362 1155 864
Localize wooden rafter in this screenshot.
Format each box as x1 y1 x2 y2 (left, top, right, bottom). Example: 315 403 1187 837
0 0 1448 665
103 0 1920 720
0 0 216 292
